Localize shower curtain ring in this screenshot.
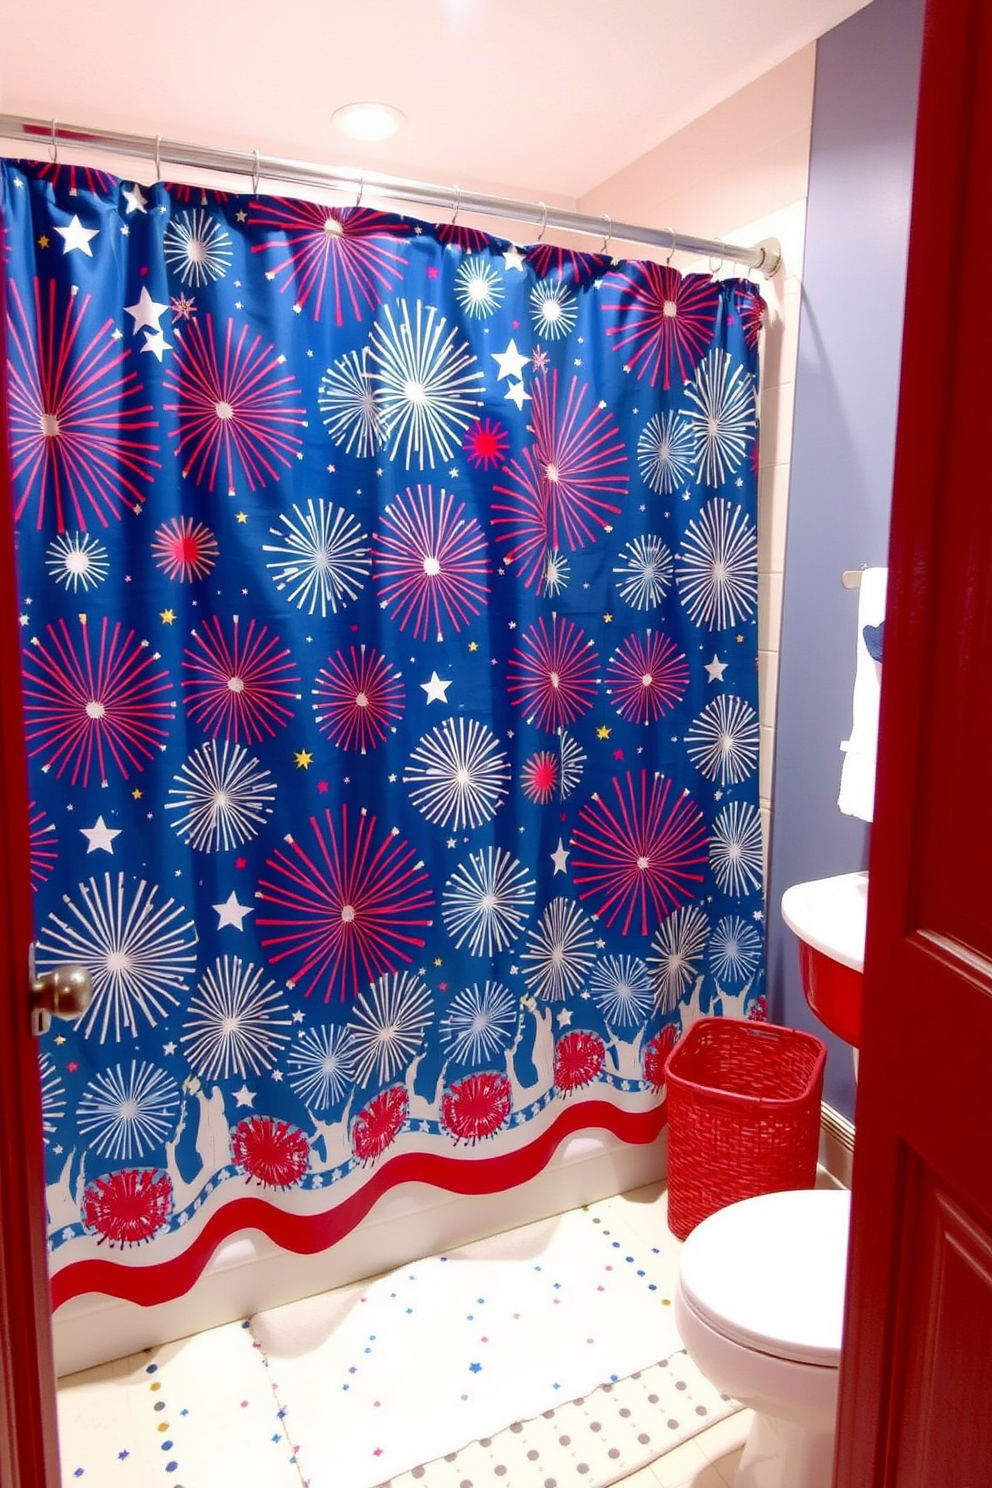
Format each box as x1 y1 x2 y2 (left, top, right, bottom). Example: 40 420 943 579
251 149 261 196
536 201 548 242
354 171 364 209
665 227 676 266
154 134 162 183
49 118 58 164
599 214 612 255
450 186 461 225
709 238 726 279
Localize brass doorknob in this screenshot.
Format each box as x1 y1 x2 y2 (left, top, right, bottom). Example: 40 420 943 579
30 964 92 1036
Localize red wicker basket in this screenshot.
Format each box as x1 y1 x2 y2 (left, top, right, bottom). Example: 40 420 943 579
663 1016 827 1241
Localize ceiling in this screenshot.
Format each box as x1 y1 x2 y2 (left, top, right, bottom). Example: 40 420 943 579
0 0 873 202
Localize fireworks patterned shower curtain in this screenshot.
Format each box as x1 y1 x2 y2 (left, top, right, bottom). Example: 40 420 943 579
0 158 766 1306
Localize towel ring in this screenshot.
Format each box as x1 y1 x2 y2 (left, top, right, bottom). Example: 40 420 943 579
154 134 162 183
251 149 261 196
49 118 58 164
450 186 461 225
599 214 612 255
536 201 549 242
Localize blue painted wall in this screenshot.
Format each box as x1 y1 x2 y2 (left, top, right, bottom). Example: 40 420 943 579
766 0 926 1119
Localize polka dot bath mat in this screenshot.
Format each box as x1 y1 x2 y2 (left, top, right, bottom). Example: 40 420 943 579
375 1352 739 1488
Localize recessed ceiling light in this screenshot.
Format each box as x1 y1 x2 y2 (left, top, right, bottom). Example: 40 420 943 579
332 103 406 143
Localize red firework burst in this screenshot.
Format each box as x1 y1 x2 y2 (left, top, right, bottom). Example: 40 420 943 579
249 200 409 323
606 632 689 725
352 1086 409 1163
554 1031 606 1093
30 160 117 194
463 417 510 471
434 223 493 253
506 614 599 733
643 1025 679 1092
232 1114 310 1188
602 265 721 389
5 278 159 531
313 644 405 752
257 804 435 1003
491 372 627 589
735 285 767 351
371 484 490 641
571 770 709 936
442 1072 512 1144
521 750 560 804
22 615 174 786
163 314 305 495
151 515 219 582
182 614 300 743
525 244 609 286
29 801 58 889
169 184 231 204
82 1168 173 1247
747 994 768 1022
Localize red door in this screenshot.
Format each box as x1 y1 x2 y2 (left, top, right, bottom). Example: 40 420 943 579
834 0 992 1483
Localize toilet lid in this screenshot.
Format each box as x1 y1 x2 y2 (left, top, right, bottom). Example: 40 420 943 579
677 1188 851 1367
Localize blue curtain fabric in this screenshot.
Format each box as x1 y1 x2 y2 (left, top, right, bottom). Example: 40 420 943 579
0 159 766 1304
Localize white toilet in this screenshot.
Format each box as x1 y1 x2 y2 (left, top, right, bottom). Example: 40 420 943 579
673 1186 850 1488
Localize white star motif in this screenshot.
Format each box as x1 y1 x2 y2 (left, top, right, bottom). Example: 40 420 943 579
550 839 570 875
504 380 531 411
213 891 254 930
55 214 99 256
141 327 172 362
122 183 149 215
233 1084 257 1108
491 338 529 382
704 655 728 682
557 1008 573 1027
503 247 526 272
421 671 452 704
80 816 121 854
125 286 169 334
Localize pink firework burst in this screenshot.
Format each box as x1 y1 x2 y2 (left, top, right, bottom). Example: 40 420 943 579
442 1072 512 1144
151 516 219 582
22 615 174 786
606 631 689 725
602 265 721 389
169 184 231 204
29 801 58 889
643 1025 679 1092
232 1115 310 1188
506 614 600 733
372 484 490 641
463 417 510 471
572 770 709 936
434 223 493 253
735 285 767 351
82 1168 173 1247
525 244 608 286
520 750 560 804
554 1030 606 1094
313 644 405 753
491 372 627 590
163 314 305 495
30 159 117 194
182 614 300 744
5 277 159 532
352 1086 409 1164
257 805 435 1003
249 200 409 323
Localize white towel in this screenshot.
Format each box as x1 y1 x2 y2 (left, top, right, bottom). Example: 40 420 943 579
838 567 887 822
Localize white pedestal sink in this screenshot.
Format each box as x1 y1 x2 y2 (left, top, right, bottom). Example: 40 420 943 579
781 872 867 1049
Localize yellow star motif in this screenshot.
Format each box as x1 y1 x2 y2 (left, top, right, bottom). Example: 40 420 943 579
434 957 443 967
236 511 248 524
132 789 143 800
37 234 49 248
736 634 744 643
54 1035 66 1045
603 613 612 623
160 609 176 624
294 749 314 769
596 725 611 740
468 640 479 652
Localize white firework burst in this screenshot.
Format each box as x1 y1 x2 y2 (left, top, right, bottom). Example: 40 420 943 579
613 535 674 610
521 897 596 1002
454 256 505 319
558 729 586 800
350 971 434 1086
530 279 577 341
181 956 293 1080
675 497 758 630
367 298 484 470
39 1052 66 1143
709 915 763 984
166 740 276 852
685 694 760 786
710 800 764 898
404 717 510 832
440 980 518 1064
264 498 370 618
542 547 570 597
35 873 197 1043
287 1024 356 1110
45 531 109 592
648 904 710 1013
76 1059 180 1160
637 411 695 495
442 847 536 957
163 208 234 287
588 955 652 1028
682 347 756 486
318 349 383 459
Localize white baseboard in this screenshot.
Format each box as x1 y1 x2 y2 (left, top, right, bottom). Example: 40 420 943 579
52 1127 667 1379
819 1102 855 1189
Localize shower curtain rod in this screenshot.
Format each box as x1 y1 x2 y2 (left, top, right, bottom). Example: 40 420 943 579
0 113 782 277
